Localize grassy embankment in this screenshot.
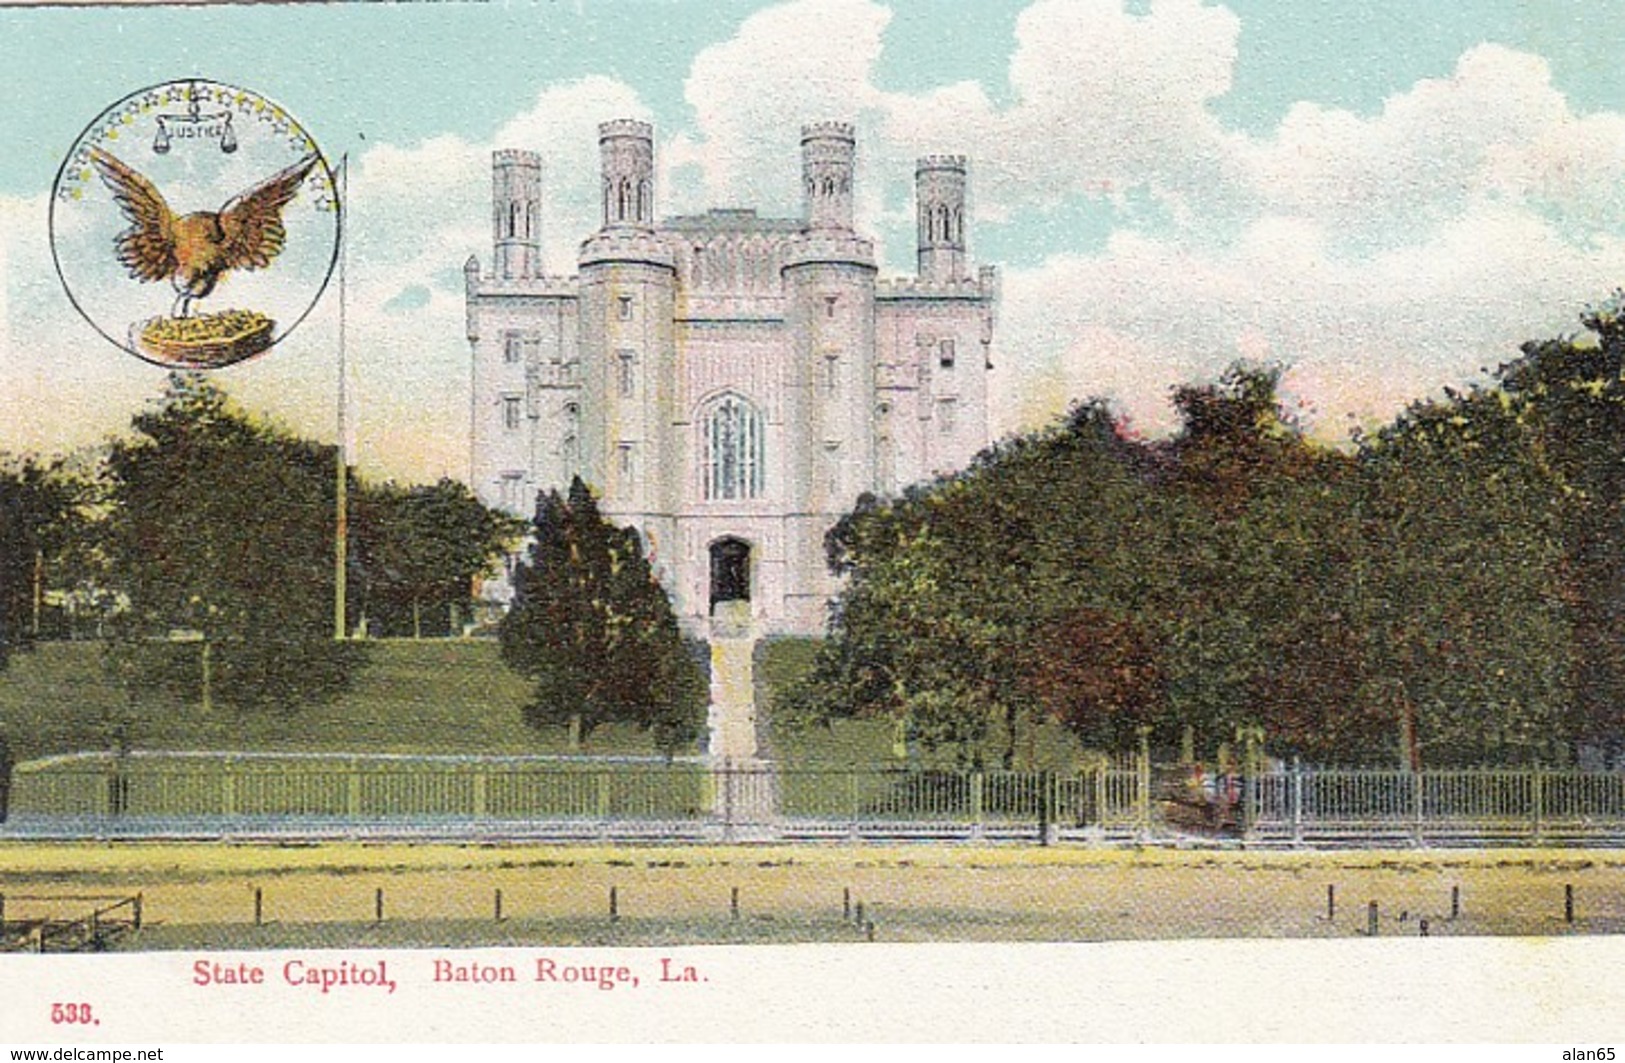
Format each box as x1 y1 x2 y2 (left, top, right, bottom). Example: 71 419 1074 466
0 638 1089 768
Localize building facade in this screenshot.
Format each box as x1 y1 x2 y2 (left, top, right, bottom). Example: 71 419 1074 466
466 120 998 635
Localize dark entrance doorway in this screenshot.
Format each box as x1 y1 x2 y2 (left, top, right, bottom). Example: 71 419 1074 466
709 537 751 613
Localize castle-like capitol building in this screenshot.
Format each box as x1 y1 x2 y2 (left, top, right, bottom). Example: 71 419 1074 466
465 120 998 635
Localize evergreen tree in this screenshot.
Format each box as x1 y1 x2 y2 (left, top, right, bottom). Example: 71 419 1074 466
499 477 704 754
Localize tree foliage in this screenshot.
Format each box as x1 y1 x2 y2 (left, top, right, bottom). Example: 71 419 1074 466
499 477 704 754
101 374 362 712
353 478 521 638
795 338 1605 769
0 456 89 666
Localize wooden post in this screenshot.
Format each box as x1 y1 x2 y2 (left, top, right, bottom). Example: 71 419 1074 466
970 772 984 834
1327 884 1335 921
254 887 263 927
1565 883 1574 924
865 921 875 942
730 886 740 921
1451 885 1460 921
133 892 143 930
1094 764 1107 830
0 893 6 935
854 900 864 926
374 887 384 924
494 888 503 923
1419 918 1429 937
609 885 619 923
1367 900 1379 936
843 887 851 921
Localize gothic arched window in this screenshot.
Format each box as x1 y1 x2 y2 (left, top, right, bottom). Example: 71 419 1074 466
703 394 765 501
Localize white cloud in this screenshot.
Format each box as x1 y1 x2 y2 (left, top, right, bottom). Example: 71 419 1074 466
10 0 1625 487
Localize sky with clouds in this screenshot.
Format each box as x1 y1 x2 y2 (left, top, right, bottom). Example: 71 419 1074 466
3 0 1625 482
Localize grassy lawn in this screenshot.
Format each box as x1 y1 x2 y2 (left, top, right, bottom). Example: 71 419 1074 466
1 637 1093 769
0 641 672 762
756 636 1089 770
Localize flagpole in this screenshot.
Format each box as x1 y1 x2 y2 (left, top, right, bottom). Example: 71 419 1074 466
334 152 349 641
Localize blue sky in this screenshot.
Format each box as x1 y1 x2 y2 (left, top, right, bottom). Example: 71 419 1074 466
4 0 1624 479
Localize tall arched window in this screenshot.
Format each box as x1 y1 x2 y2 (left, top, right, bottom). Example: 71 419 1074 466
703 394 765 501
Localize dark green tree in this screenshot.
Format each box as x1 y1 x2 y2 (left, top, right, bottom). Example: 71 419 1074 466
499 477 704 754
101 374 362 713
1494 294 1625 759
0 455 94 664
1353 385 1571 766
353 478 521 638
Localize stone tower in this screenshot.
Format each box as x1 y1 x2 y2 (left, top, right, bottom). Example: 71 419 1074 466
801 121 856 232
783 122 876 622
599 118 656 229
916 154 968 282
578 119 677 534
492 149 542 279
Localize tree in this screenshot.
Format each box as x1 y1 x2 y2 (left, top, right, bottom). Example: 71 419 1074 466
499 477 704 754
353 478 521 638
1494 295 1625 759
101 374 361 713
0 455 93 665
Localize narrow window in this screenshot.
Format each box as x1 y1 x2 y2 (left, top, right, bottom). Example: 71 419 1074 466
939 338 956 369
562 434 579 478
504 332 522 364
617 350 636 398
618 442 635 484
824 354 839 393
503 396 522 431
704 394 766 501
499 471 524 510
824 295 837 319
618 295 633 321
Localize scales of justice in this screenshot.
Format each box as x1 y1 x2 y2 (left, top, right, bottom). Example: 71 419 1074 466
50 79 340 370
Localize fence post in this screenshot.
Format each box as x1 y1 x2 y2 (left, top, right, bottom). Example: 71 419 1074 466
1094 764 1107 831
1136 728 1152 839
1411 769 1425 847
472 764 487 819
970 772 984 837
721 760 734 842
597 770 612 819
1037 771 1051 847
347 757 362 818
1531 764 1545 844
1291 757 1304 847
221 755 236 817
849 770 861 839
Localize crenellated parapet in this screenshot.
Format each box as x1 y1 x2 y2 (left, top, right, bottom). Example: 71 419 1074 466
578 228 675 270
781 230 875 271
875 269 996 301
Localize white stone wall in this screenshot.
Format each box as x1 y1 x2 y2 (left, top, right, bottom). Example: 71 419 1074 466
467 124 997 636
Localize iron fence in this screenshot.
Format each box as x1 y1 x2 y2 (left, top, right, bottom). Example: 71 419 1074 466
9 751 1625 845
